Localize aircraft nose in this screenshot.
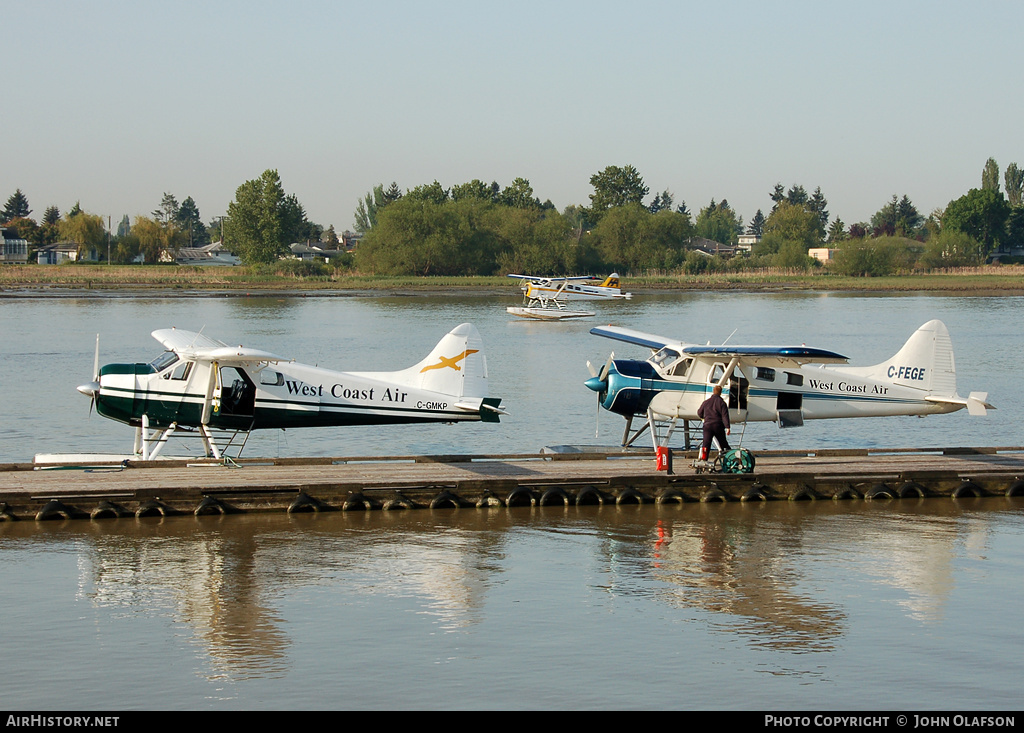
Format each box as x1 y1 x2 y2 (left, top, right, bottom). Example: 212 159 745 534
584 376 605 392
77 381 100 398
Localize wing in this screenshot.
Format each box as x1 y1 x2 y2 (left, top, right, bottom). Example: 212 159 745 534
684 345 848 365
152 328 289 365
590 326 677 351
507 274 593 282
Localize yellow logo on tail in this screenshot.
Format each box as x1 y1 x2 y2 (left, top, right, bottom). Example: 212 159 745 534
420 349 479 373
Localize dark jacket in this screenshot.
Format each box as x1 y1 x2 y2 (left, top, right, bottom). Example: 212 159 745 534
697 394 730 428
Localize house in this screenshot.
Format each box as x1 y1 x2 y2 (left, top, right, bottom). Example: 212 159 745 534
737 234 760 253
808 248 836 262
0 227 29 264
36 242 99 265
689 236 737 258
289 242 347 263
167 241 240 266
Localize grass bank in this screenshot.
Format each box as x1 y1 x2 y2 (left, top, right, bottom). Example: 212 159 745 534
0 264 1022 294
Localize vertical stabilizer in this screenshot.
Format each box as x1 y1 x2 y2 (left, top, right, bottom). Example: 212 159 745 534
366 323 488 399
871 319 957 396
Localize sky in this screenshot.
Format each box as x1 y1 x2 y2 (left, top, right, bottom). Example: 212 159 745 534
4 1 1023 234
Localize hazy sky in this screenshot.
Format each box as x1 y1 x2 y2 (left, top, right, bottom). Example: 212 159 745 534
5 1 1022 233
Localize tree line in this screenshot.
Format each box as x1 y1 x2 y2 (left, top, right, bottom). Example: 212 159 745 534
4 158 1023 275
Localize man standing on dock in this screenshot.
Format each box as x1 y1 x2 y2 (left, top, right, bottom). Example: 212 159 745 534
697 384 731 458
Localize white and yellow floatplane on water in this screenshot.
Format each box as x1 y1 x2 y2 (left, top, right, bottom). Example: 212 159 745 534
506 280 596 320
507 273 633 301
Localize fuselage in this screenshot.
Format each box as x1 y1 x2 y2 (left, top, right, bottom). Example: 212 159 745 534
94 354 500 431
587 351 960 426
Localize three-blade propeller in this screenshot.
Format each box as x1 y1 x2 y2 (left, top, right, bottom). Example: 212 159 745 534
585 352 614 437
76 334 101 415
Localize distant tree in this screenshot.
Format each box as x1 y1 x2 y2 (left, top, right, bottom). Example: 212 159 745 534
42 205 60 226
755 201 821 255
590 205 690 272
648 190 674 213
588 165 649 219
283 194 321 243
831 236 917 276
942 188 1010 255
747 209 766 237
58 210 106 258
116 214 131 239
1004 207 1024 252
152 192 179 224
871 194 923 238
982 157 1000 193
3 189 31 221
769 183 824 239
404 180 450 205
130 216 174 263
499 177 539 209
451 179 499 203
4 216 39 244
827 218 847 243
808 186 829 233
918 229 984 268
381 182 403 206
1005 163 1023 207
694 199 742 245
227 169 291 264
355 182 404 233
323 225 339 246
175 196 208 246
848 222 868 239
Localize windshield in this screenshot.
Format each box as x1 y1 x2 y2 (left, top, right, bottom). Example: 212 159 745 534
149 351 179 372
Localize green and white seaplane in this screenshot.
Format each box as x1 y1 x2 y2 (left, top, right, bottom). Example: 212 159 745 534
65 323 503 462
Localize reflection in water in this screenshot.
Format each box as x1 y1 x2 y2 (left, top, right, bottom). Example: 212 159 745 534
5 498 1016 690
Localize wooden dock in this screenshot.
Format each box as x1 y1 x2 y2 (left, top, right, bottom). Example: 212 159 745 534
2 446 1024 521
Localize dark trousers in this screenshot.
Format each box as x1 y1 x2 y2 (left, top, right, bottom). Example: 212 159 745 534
702 422 730 453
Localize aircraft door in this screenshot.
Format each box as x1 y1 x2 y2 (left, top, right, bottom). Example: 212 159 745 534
728 367 749 422
211 366 256 429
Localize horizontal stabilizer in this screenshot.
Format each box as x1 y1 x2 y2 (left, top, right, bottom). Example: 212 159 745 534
925 391 994 416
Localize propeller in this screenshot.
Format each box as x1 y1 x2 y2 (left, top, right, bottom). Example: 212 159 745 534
76 334 101 415
584 352 614 437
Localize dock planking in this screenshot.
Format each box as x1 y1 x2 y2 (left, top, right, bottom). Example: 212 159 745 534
2 447 1024 520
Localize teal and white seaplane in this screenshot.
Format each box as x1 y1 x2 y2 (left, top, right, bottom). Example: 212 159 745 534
66 324 503 462
585 319 992 451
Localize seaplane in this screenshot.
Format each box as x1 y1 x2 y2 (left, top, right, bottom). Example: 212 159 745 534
507 273 633 300
63 323 504 462
584 319 993 453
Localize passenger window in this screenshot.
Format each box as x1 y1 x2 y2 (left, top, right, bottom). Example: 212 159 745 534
710 364 725 384
670 358 693 377
260 370 284 386
756 367 775 381
170 361 192 381
786 372 803 386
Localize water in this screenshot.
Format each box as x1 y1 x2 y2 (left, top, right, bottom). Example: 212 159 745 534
0 290 1022 710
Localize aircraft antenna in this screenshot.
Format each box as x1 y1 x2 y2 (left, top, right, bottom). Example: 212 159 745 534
721 328 738 345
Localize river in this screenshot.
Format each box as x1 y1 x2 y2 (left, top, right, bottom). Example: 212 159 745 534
0 290 1021 711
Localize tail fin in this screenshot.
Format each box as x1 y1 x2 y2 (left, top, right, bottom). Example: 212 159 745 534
869 319 957 396
407 322 488 399
358 323 488 400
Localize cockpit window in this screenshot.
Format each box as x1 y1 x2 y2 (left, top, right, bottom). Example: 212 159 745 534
651 347 681 369
149 351 179 372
